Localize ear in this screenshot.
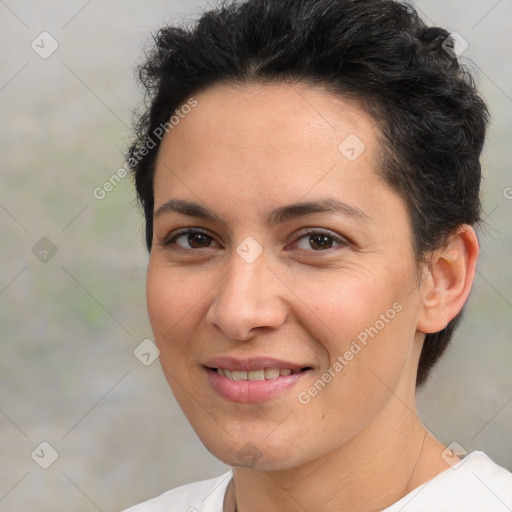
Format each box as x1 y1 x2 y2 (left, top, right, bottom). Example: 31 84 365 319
417 225 479 334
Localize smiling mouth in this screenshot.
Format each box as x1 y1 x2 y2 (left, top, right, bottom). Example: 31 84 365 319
204 364 313 403
206 367 313 381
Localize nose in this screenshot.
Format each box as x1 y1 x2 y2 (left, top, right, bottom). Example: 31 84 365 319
205 247 289 341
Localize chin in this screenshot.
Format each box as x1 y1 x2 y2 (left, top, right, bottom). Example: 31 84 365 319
197 430 307 471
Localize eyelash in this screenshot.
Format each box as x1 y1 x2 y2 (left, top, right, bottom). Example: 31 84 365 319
161 228 349 254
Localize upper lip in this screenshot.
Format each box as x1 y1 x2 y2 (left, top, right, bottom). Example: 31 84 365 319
203 356 312 373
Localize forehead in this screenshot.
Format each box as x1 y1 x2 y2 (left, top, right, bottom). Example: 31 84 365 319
154 82 383 201
162 82 375 154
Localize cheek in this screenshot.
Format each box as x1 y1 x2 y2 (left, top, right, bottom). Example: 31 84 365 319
294 269 403 348
145 263 208 409
146 263 204 354
289 276 418 440
147 259 197 319
295 266 419 390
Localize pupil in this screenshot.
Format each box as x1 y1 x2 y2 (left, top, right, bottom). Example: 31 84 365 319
189 233 210 248
310 234 332 250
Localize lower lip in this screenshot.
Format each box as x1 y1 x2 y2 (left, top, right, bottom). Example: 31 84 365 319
205 368 309 403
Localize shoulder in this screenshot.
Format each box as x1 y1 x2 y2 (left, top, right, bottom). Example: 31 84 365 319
121 471 233 512
384 451 512 512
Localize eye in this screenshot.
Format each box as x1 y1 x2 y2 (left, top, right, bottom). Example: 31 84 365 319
162 229 219 250
289 229 349 252
161 227 348 253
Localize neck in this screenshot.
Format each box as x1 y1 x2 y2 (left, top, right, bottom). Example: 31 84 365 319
229 399 449 512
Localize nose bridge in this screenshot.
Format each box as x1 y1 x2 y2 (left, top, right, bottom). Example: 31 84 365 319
206 238 287 340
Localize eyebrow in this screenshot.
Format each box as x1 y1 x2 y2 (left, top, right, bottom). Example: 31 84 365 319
154 197 370 226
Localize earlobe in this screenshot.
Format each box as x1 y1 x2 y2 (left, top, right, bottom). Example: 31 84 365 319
417 225 479 334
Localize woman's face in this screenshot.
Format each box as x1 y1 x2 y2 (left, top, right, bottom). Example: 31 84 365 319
147 82 427 470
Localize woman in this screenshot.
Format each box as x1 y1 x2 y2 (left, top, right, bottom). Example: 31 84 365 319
123 0 512 510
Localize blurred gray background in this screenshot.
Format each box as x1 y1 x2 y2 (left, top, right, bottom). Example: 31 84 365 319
0 1 511 510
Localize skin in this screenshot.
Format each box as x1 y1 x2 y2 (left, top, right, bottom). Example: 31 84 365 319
146 82 479 512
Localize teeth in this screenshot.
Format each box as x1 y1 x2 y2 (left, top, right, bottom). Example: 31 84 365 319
248 369 265 381
216 367 295 380
264 368 280 379
231 370 247 381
